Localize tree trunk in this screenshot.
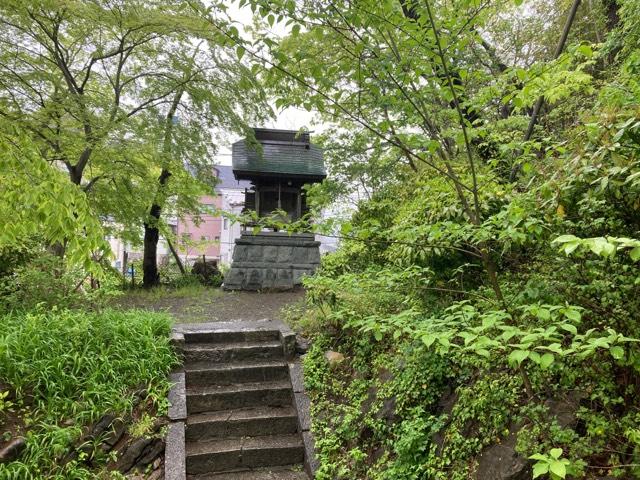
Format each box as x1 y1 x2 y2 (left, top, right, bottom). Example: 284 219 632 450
142 170 171 288
510 0 582 181
603 0 619 31
141 87 184 288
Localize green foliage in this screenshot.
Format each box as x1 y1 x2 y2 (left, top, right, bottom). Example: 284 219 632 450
0 131 106 270
0 308 177 478
530 448 572 479
0 254 120 314
0 0 269 283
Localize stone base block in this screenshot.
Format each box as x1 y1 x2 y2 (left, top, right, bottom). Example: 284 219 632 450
223 232 321 291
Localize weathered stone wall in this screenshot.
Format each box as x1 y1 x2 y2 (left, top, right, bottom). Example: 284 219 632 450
223 232 321 290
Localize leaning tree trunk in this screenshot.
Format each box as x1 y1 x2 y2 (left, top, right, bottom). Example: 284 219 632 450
166 237 186 275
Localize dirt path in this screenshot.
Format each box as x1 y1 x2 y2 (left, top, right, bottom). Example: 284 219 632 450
114 286 305 323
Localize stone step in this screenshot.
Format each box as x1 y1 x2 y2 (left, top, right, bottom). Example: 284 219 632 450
187 466 309 479
186 434 304 475
185 360 289 386
183 341 284 364
187 381 293 414
184 330 281 345
186 406 299 441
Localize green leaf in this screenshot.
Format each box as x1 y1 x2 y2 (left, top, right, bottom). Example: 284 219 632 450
563 309 581 322
438 336 451 351
537 308 551 321
549 460 566 478
421 334 436 348
630 246 640 261
475 348 491 358
610 345 624 360
540 353 555 369
236 46 246 60
563 241 580 255
529 453 549 461
291 24 301 36
550 448 563 459
577 44 593 58
553 234 579 244
560 324 578 335
508 349 529 366
341 222 353 236
532 462 549 479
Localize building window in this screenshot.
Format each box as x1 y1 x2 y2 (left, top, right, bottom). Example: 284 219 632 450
214 236 220 242
223 218 228 230
201 235 210 241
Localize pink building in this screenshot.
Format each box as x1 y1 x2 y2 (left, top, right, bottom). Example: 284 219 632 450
176 194 223 260
175 166 249 264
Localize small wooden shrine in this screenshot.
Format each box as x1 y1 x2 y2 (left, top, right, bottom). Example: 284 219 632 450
223 128 326 290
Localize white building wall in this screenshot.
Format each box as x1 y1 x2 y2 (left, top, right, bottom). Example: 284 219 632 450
218 187 246 266
106 217 177 269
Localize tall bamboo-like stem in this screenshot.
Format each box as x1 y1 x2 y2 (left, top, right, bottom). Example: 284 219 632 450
510 0 582 181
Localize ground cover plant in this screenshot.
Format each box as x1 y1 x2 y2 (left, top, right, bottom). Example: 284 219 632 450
0 308 177 479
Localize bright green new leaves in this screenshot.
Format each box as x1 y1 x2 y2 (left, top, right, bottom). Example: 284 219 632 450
0 308 178 478
553 235 640 261
530 448 572 479
0 129 106 269
367 299 635 373
0 0 270 272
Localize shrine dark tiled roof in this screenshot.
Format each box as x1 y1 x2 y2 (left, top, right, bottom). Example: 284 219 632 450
231 129 325 180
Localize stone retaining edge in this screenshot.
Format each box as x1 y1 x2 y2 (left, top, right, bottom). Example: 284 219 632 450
289 360 319 477
166 369 187 480
169 331 184 355
280 327 297 360
164 421 186 480
168 372 187 422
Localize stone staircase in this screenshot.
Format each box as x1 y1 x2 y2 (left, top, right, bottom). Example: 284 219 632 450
171 326 311 479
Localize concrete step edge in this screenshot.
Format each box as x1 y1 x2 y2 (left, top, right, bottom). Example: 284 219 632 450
183 341 283 352
185 360 287 372
184 330 281 344
187 465 309 480
187 380 292 396
187 406 298 426
186 434 304 457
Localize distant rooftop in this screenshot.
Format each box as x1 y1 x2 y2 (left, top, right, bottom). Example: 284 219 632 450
214 165 250 191
231 128 325 182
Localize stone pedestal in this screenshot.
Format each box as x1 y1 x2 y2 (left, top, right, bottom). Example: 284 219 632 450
223 232 321 291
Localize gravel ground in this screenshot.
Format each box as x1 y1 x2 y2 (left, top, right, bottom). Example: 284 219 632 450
115 287 306 323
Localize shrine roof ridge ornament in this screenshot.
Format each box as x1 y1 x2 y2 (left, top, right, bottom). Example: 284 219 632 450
231 127 326 182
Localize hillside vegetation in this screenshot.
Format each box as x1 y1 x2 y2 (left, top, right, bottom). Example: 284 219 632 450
251 0 640 478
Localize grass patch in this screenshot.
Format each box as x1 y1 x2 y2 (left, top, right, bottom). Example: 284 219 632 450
0 308 178 479
118 284 220 303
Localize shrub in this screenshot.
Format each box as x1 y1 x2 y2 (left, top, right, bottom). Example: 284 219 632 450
0 254 120 314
